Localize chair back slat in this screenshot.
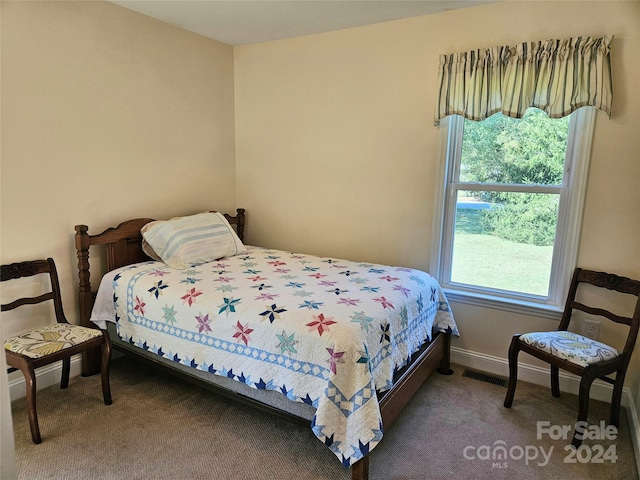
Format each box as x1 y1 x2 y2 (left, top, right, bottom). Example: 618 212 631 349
577 269 640 296
1 292 55 312
1 259 50 282
571 301 634 326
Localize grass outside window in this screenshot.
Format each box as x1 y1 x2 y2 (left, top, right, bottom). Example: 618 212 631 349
451 209 554 296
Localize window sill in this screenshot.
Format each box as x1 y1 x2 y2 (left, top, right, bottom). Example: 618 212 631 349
443 288 563 321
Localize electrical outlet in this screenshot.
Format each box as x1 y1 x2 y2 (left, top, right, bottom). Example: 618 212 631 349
582 318 600 341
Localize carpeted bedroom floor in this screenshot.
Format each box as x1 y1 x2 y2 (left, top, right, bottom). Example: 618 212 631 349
11 357 638 480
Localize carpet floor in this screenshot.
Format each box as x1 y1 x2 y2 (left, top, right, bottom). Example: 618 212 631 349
11 357 638 479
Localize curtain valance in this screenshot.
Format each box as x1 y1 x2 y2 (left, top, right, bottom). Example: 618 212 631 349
434 36 613 124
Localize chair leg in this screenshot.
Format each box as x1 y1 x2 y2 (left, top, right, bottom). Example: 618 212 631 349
610 372 624 427
572 373 596 447
20 363 42 444
550 365 560 397
60 357 71 389
100 337 113 405
504 336 520 408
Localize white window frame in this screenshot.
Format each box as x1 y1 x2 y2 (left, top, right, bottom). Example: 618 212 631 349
430 108 596 319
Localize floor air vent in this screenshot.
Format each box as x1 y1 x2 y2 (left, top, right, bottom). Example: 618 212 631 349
462 369 507 387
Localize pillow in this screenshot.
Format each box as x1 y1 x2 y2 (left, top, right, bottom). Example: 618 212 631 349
141 212 247 269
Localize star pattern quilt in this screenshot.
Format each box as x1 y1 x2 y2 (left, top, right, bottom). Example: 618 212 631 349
92 246 458 467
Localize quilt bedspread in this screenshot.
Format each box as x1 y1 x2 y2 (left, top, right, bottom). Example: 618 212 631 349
94 246 458 467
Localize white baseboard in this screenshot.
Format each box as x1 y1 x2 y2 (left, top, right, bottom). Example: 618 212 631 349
451 346 640 477
8 354 83 403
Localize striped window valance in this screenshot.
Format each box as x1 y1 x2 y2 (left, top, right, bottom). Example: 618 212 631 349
434 36 613 125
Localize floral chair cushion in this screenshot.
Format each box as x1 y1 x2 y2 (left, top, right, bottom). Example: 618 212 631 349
4 324 103 359
520 331 619 368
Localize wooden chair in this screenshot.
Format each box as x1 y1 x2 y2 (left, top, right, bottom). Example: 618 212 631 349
504 268 640 446
2 258 112 443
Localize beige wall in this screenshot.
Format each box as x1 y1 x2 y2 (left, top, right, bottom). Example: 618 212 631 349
235 1 640 402
1 1 236 336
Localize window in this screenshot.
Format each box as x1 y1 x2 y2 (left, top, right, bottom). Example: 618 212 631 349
431 107 596 317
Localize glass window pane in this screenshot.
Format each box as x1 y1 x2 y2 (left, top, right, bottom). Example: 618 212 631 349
450 191 559 296
460 109 570 186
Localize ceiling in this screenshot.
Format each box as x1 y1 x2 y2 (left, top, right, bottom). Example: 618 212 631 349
110 0 494 46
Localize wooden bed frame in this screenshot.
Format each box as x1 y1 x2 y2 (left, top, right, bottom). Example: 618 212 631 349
74 208 453 480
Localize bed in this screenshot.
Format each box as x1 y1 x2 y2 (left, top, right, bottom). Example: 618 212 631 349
74 208 459 480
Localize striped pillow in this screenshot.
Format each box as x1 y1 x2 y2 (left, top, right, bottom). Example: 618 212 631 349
141 212 247 269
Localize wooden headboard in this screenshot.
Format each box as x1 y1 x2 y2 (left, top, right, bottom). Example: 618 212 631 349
74 208 245 374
